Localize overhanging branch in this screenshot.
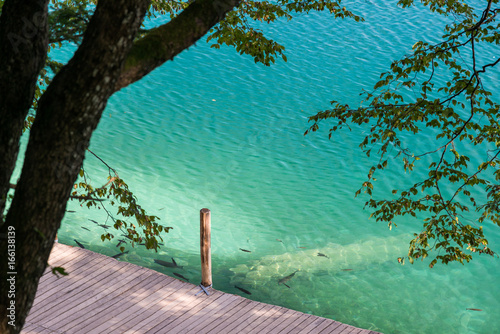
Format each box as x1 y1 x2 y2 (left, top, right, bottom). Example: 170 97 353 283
114 0 241 91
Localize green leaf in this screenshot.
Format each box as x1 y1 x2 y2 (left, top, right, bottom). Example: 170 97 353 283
51 266 69 277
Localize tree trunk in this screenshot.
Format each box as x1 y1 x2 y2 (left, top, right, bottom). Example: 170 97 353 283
0 0 150 332
0 0 49 222
0 0 241 332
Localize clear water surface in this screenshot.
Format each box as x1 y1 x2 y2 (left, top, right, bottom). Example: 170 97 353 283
26 1 500 333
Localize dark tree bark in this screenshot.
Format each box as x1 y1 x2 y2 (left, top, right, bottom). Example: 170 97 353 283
0 0 150 332
0 0 49 222
0 0 241 333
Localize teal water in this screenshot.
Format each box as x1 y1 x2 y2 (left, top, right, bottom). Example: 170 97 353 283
31 1 500 333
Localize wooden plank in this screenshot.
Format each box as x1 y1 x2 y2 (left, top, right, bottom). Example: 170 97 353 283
145 289 228 333
32 245 88 297
32 256 106 302
90 277 188 334
20 323 35 331
48 263 154 331
285 313 322 334
330 324 358 334
316 320 345 333
216 299 269 334
22 322 55 334
302 317 336 334
159 292 236 333
202 298 254 333
264 309 300 333
47 243 78 263
27 257 113 322
31 251 109 301
146 289 232 333
185 294 247 334
127 284 205 332
228 302 274 333
249 306 289 333
240 304 285 333
30 255 123 315
349 329 363 334
208 299 269 333
274 312 313 333
27 257 126 323
47 244 87 269
69 272 169 333
176 293 241 332
342 327 362 334
112 284 202 333
268 309 307 333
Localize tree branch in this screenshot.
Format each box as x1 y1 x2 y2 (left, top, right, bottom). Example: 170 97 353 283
114 0 241 91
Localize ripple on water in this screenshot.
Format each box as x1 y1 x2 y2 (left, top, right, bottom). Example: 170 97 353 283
54 2 500 334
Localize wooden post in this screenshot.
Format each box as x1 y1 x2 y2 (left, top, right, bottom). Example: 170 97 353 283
200 208 212 287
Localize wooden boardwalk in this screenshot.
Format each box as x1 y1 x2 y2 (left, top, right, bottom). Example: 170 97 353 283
22 243 381 334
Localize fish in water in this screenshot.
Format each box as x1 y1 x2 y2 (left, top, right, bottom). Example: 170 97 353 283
341 269 353 271
171 257 181 268
74 239 85 249
235 285 252 295
173 273 189 282
317 253 329 259
67 210 76 213
276 239 283 243
278 270 299 288
81 227 90 231
239 248 252 253
297 247 307 249
116 239 126 247
154 257 183 269
89 219 109 229
112 251 129 259
466 308 483 311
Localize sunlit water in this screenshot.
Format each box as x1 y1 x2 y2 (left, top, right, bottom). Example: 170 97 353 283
17 1 500 333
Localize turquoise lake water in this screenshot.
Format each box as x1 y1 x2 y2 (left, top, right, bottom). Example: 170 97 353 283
26 1 500 333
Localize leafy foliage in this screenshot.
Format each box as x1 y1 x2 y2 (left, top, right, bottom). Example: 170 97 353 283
208 0 363 65
306 0 500 267
51 266 69 277
70 150 172 252
48 1 93 45
44 0 362 67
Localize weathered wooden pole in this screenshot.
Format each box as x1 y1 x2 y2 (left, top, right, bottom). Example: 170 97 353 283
200 208 212 287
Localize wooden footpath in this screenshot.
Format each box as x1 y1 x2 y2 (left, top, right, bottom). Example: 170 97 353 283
22 243 381 334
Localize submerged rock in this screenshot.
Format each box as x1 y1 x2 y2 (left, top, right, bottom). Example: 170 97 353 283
229 234 409 290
